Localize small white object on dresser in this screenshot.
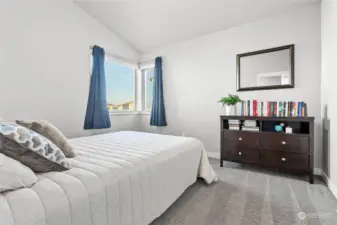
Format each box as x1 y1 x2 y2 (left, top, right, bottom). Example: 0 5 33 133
286 126 293 134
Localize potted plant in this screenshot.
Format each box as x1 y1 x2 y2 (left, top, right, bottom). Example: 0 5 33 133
218 94 241 115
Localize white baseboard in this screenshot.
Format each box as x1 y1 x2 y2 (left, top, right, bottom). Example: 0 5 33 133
314 168 322 176
207 152 220 159
322 171 337 200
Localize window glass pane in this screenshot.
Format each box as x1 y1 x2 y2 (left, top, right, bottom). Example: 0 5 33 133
105 60 135 111
144 68 154 110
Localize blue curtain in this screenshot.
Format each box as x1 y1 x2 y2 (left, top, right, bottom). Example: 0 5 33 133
150 57 167 126
84 46 111 129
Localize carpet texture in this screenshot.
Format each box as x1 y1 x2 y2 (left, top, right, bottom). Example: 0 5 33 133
151 159 337 225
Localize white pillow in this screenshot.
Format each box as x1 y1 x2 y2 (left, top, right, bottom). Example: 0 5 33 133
0 153 38 192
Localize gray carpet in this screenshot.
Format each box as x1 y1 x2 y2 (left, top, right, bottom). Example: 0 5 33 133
151 158 337 225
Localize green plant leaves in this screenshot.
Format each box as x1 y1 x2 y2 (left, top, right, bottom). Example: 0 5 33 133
218 94 241 106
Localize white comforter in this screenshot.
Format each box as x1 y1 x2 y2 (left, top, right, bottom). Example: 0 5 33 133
0 131 218 225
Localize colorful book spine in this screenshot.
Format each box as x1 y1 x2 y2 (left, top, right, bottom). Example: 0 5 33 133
240 101 245 116
238 100 307 117
274 102 277 116
267 102 270 116
277 101 283 117
245 100 247 116
293 102 297 117
252 100 255 116
245 100 248 116
253 100 257 116
285 102 288 117
289 102 292 116
250 100 252 116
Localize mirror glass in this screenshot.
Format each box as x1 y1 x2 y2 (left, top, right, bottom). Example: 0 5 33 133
237 45 294 91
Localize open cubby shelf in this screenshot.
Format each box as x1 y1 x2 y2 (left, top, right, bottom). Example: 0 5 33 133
221 116 313 135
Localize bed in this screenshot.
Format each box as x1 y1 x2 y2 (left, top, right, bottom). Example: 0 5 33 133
0 131 218 225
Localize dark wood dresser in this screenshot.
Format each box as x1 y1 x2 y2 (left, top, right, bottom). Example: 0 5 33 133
220 116 315 183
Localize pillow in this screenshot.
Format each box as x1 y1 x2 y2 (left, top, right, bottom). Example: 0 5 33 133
0 122 69 173
0 153 37 193
16 120 76 158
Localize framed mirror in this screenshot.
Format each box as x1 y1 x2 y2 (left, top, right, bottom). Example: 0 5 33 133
237 45 294 91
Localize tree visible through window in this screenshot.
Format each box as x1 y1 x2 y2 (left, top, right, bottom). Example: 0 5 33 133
105 59 135 111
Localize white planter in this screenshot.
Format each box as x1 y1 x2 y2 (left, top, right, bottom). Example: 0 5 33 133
225 105 237 116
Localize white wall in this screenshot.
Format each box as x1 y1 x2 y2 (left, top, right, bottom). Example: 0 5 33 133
321 0 337 193
140 5 322 169
0 0 140 138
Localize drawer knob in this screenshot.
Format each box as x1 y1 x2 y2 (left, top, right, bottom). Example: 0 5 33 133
281 157 286 161
239 137 242 141
238 152 242 156
282 141 286 145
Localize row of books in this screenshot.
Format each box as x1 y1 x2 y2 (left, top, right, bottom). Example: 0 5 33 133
239 100 307 117
228 119 240 130
243 120 257 127
242 126 259 132
242 120 259 132
228 120 260 132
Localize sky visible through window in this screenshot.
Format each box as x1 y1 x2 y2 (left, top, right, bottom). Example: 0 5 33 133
105 60 134 110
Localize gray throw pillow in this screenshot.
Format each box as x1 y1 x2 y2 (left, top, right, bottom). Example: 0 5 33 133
16 120 76 158
0 122 69 173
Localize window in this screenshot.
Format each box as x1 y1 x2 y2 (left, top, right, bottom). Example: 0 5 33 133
142 67 154 111
105 58 136 112
90 51 154 114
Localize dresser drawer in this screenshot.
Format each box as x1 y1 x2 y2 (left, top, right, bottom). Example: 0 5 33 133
259 134 309 153
260 151 308 171
236 131 260 149
222 131 237 148
231 148 259 164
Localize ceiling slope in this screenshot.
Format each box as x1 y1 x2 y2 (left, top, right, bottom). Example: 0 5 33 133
74 0 320 52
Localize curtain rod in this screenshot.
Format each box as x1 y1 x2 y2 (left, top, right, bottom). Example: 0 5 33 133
90 45 155 66
90 45 138 65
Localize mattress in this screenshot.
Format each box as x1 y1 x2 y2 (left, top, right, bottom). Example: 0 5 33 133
0 131 217 225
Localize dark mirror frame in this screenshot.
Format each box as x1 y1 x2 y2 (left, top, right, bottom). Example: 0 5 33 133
237 44 295 92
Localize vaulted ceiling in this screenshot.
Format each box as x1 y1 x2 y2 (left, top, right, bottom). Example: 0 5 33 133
74 0 320 53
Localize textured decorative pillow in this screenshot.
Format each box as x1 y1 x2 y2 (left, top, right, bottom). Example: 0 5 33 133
0 122 69 173
16 120 76 158
0 153 37 193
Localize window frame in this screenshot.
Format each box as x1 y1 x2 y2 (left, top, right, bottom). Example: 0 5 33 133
104 55 139 115
140 62 155 113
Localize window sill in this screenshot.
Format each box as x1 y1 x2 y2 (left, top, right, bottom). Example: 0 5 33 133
109 111 151 116
138 111 151 115
109 111 138 116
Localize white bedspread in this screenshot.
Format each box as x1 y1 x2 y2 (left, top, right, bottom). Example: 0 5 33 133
0 131 217 225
